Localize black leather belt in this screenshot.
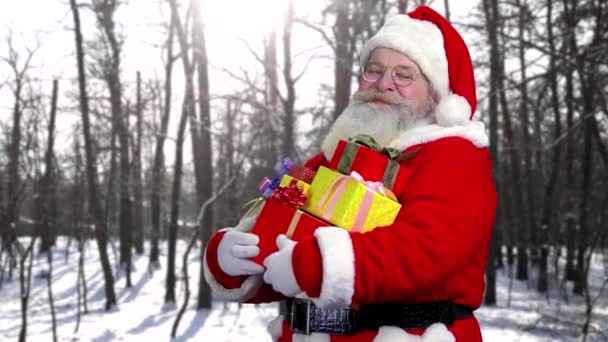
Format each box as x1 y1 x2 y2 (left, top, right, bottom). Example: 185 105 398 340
287 299 473 335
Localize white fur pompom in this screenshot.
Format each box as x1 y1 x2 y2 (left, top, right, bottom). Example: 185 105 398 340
434 94 471 127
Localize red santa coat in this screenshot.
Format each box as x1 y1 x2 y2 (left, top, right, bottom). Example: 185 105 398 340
204 122 497 342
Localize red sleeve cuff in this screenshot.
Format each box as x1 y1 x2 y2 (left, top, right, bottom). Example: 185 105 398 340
293 237 323 298
205 230 248 289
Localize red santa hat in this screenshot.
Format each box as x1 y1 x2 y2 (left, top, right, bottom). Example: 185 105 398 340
359 6 476 126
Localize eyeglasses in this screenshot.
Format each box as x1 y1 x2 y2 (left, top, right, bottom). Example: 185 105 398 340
361 62 419 87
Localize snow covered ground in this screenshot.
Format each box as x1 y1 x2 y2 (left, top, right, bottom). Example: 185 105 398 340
0 238 606 341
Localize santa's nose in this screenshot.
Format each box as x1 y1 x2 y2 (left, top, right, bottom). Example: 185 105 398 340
375 71 396 92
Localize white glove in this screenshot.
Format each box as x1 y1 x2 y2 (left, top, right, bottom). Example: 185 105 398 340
217 218 265 277
263 235 302 297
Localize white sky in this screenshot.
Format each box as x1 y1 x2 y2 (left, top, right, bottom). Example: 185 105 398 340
0 0 478 166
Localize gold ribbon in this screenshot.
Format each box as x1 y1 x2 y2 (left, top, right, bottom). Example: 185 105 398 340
285 210 303 238
240 197 265 221
348 134 403 160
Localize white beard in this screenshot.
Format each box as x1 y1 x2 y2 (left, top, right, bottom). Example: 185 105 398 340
321 91 435 158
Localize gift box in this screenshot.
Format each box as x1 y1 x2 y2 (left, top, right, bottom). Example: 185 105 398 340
327 135 414 195
250 197 329 265
279 175 310 196
241 158 305 221
257 158 297 198
288 165 317 184
303 166 401 233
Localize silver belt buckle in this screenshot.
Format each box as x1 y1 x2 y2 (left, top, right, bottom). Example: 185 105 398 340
290 299 312 335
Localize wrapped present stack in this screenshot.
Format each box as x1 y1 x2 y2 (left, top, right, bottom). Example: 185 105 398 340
247 159 328 265
245 135 410 265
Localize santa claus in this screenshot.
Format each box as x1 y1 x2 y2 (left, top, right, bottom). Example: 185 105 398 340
204 5 497 342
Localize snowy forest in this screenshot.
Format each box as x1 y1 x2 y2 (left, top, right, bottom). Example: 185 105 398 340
0 0 606 341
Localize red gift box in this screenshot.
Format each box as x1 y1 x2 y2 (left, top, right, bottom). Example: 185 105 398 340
328 139 413 196
250 197 329 265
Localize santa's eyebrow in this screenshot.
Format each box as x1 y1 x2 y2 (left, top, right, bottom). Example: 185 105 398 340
365 60 417 71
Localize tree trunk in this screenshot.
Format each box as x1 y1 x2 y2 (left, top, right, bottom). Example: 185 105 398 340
105 131 118 232
40 79 59 254
562 0 577 282
72 132 88 317
572 0 602 295
574 100 593 295
261 29 279 168
133 71 145 255
70 0 116 310
191 0 215 310
92 0 132 286
164 87 190 305
18 237 37 342
398 0 409 13
167 0 204 210
516 0 534 279
497 13 528 281
163 1 194 300
150 17 175 268
281 0 296 159
539 0 562 294
6 69 23 282
46 241 58 342
333 0 354 120
482 0 500 306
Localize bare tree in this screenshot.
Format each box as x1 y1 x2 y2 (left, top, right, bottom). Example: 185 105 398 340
281 0 296 159
163 0 195 305
171 179 235 337
164 83 190 305
515 0 533 281
494 3 528 283
562 0 578 284
572 0 603 296
133 71 145 255
42 79 59 342
538 0 562 294
70 0 117 310
482 0 500 306
17 236 37 342
150 16 176 269
1 32 38 282
92 0 133 288
190 0 215 310
72 129 89 333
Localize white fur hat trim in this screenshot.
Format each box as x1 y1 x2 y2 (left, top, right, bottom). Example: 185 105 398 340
359 14 449 98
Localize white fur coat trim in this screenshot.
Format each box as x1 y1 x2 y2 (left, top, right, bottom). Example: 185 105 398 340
267 315 284 341
374 324 455 342
202 251 263 301
388 120 489 152
312 227 355 308
272 323 454 342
